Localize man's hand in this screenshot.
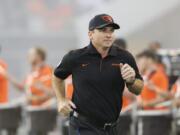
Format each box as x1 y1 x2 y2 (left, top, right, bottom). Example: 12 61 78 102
112 63 143 95
120 63 136 84
27 95 47 102
58 99 76 116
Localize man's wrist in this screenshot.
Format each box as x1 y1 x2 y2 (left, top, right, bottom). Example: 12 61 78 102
126 78 136 86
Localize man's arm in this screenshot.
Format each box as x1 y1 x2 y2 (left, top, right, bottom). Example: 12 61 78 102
52 75 66 101
52 75 76 116
0 65 24 90
127 79 144 95
53 51 76 116
146 81 169 98
119 63 144 95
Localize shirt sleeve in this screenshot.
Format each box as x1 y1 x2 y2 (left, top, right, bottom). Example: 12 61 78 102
54 52 73 80
126 52 143 80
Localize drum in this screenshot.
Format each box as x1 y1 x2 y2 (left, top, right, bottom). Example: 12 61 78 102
0 104 22 129
137 110 172 135
116 113 132 135
26 107 57 132
173 109 180 134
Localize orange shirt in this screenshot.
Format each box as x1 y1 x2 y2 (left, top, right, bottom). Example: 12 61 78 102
25 65 53 106
122 96 131 109
140 64 169 110
122 88 134 109
65 75 74 100
0 59 8 103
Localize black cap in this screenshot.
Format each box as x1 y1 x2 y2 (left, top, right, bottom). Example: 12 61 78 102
89 14 120 31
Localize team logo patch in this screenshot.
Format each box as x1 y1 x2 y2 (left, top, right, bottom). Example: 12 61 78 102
101 16 113 23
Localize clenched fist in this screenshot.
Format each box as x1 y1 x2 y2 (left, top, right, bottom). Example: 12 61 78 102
120 63 136 84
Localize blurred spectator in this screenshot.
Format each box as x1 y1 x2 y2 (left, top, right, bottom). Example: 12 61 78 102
113 38 127 50
168 77 180 108
137 50 169 110
148 41 161 52
65 75 73 100
0 47 54 107
136 52 148 75
148 41 171 76
121 88 136 113
0 46 8 103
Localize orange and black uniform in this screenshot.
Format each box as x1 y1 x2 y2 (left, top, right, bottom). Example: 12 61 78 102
0 59 8 103
65 75 74 100
54 43 142 134
25 65 53 106
140 64 169 110
65 77 132 110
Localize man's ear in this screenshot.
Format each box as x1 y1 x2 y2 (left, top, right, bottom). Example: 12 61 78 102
88 31 93 40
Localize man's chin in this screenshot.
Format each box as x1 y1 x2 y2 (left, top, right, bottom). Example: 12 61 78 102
103 43 113 48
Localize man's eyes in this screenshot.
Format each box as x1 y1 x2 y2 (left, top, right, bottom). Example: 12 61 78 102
99 29 114 32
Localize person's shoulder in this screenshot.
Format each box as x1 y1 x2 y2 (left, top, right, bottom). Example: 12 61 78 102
155 68 168 79
65 46 89 59
69 46 88 54
151 68 166 81
43 64 53 72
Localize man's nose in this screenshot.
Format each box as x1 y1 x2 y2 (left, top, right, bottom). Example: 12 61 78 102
106 33 112 38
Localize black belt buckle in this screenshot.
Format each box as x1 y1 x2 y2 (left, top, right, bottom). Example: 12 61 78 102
103 123 112 130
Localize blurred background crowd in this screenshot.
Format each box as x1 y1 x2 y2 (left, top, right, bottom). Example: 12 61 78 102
0 0 180 135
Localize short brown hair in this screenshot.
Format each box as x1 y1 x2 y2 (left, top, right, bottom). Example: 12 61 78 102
34 47 47 61
136 50 158 62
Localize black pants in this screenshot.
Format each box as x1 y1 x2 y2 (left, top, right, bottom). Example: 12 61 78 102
69 116 118 135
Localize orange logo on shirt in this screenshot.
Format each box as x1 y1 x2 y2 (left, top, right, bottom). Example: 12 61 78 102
81 63 89 67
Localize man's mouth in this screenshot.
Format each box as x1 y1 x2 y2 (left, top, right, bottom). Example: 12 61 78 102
104 40 112 42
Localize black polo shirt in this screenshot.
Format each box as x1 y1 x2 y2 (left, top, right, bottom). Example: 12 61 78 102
54 42 142 123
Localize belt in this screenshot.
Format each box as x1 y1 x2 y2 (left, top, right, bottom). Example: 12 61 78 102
71 111 116 130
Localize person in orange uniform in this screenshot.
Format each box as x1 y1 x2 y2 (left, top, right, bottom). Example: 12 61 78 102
121 89 136 112
137 50 169 110
65 75 74 100
0 58 8 103
147 77 180 108
167 77 180 107
0 47 54 107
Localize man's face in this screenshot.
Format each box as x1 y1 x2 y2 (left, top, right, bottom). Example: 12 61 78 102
137 56 156 74
88 26 115 48
27 49 42 67
137 57 148 74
